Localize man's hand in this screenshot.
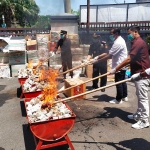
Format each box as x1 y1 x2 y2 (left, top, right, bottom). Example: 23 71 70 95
94 56 99 60
82 59 89 64
53 48 57 54
50 51 55 58
131 73 141 81
90 59 98 64
109 68 116 74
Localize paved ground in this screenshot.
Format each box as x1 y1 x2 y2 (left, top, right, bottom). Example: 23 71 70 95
0 77 150 150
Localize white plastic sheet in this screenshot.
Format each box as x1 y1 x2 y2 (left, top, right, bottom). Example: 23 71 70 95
128 3 150 21
80 3 150 23
97 5 127 22
80 6 97 22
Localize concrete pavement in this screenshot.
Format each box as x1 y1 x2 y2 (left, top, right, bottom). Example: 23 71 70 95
0 77 150 150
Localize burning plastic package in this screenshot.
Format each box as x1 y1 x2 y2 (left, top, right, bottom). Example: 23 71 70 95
25 95 72 123
22 67 58 93
18 68 33 78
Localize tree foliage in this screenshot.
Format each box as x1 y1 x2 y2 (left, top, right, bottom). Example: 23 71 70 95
32 15 50 28
71 9 80 16
0 0 40 27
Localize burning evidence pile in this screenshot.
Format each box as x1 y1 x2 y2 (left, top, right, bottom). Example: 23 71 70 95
25 95 72 123
23 66 73 123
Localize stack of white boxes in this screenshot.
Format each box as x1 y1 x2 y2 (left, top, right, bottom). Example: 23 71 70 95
9 39 27 77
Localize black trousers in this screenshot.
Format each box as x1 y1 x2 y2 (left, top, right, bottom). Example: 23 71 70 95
61 55 73 78
115 70 127 101
92 64 107 88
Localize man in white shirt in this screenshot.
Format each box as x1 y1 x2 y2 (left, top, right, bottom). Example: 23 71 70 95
93 28 128 104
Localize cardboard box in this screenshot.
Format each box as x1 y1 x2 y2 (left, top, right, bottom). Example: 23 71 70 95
26 40 37 50
50 31 60 42
9 51 27 65
107 74 115 82
0 64 10 78
36 34 50 42
11 64 26 77
0 39 8 48
64 78 86 99
8 39 26 51
0 52 9 64
107 59 112 72
85 64 93 78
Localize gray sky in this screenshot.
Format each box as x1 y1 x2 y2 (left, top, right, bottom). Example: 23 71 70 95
35 0 136 15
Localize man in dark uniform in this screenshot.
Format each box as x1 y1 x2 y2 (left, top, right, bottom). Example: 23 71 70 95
54 30 73 79
87 33 108 91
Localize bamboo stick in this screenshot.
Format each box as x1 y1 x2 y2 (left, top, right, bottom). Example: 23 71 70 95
57 64 129 94
58 72 110 93
58 61 92 76
54 78 131 104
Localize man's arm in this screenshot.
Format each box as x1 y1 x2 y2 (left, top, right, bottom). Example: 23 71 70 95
87 55 92 60
115 55 132 72
97 53 112 62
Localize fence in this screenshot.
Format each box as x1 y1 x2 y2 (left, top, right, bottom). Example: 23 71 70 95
0 27 50 37
79 21 150 31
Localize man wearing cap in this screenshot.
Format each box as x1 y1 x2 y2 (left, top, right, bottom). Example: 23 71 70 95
54 30 73 80
87 33 108 91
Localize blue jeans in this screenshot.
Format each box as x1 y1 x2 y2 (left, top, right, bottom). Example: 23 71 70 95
115 70 127 101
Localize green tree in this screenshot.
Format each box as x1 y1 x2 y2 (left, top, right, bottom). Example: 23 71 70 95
33 15 50 28
0 0 39 27
71 9 80 16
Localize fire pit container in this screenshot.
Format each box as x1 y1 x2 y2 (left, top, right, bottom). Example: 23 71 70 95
18 78 27 85
23 91 42 98
24 98 76 150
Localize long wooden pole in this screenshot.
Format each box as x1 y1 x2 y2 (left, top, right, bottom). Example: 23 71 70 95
58 72 110 93
54 78 131 104
58 61 92 76
58 64 129 94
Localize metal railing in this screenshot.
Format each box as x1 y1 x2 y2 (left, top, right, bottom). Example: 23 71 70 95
79 21 150 31
0 27 50 37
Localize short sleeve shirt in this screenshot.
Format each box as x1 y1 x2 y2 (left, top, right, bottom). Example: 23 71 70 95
109 36 128 69
129 37 150 75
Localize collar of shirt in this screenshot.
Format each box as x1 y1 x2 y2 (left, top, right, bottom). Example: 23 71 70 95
114 36 121 44
131 36 141 44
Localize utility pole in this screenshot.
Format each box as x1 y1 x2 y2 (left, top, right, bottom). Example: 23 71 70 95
64 0 71 13
87 0 90 43
87 0 90 29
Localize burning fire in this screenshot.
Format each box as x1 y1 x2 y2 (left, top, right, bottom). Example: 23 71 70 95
27 59 33 68
27 60 59 107
40 68 58 105
27 59 44 75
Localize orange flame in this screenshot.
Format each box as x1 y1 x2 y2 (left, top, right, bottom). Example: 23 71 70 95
27 59 33 68
41 68 58 104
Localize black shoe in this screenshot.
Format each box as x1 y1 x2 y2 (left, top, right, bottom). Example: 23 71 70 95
101 89 105 92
